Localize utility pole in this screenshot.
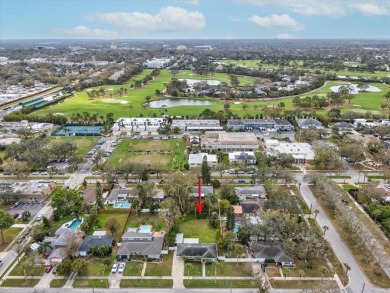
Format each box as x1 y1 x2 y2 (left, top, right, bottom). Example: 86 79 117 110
361 283 365 293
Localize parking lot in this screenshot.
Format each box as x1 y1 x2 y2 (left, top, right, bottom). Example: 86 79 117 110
7 202 46 219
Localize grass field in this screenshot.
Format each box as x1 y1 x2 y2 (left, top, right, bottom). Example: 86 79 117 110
123 261 144 276
185 279 257 288
120 279 173 288
269 279 338 289
78 256 116 276
0 227 23 252
205 262 253 277
32 69 389 120
73 279 109 288
125 213 168 232
144 252 173 276
105 139 186 171
89 211 129 235
184 262 203 276
50 279 67 288
9 256 45 276
48 136 99 157
1 278 40 287
178 219 216 243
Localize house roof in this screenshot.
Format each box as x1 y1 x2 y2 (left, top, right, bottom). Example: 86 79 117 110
235 186 266 196
83 187 97 204
122 231 153 239
78 235 113 252
191 186 214 196
252 242 293 263
333 122 355 129
48 247 67 260
118 236 164 257
177 243 218 259
240 201 263 214
297 119 322 127
233 205 243 214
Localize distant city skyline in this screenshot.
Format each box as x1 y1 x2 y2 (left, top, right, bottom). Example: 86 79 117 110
1 0 390 40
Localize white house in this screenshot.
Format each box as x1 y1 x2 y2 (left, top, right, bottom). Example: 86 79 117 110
113 117 166 132
228 152 257 165
188 153 218 169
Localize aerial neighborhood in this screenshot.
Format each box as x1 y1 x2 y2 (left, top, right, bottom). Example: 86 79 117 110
1 19 390 293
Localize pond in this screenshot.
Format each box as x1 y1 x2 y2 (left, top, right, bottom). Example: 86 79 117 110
148 98 215 108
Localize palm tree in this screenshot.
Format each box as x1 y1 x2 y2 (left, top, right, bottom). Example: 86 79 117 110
313 209 320 219
298 269 305 282
185 262 193 284
320 266 328 280
211 260 221 283
38 241 53 255
344 263 351 275
322 225 329 236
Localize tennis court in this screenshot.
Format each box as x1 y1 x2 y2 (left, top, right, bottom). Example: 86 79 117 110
52 125 103 136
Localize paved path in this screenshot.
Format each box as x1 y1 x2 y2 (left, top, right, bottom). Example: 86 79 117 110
295 175 390 293
62 272 77 288
11 224 29 228
171 251 184 289
34 271 55 288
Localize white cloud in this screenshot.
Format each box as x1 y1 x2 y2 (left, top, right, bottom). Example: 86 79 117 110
85 6 206 34
349 3 388 16
249 14 304 31
274 33 296 39
53 26 119 39
236 0 390 17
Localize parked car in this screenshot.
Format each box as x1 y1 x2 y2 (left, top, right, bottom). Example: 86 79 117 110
40 172 48 175
52 266 57 274
13 201 21 208
2 172 11 175
0 260 3 267
36 214 44 221
31 172 39 175
45 265 53 273
12 213 19 219
111 263 118 273
17 214 23 220
385 184 390 189
118 262 125 273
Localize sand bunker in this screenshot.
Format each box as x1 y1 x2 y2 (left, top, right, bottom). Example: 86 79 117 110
101 99 128 104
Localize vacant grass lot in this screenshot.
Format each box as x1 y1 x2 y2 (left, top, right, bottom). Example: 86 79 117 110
270 279 338 289
73 279 109 288
179 219 216 243
120 279 173 288
1 278 40 287
185 279 257 288
48 136 99 158
78 256 116 277
105 139 186 171
144 252 173 276
0 227 23 252
205 262 253 277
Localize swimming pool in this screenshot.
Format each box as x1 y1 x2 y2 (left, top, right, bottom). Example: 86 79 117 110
140 225 152 233
69 218 83 230
113 201 131 208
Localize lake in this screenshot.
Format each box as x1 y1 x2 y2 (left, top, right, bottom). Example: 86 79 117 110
148 98 215 108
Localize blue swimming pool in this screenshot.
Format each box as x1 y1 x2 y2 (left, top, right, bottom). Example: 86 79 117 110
113 201 131 208
233 225 239 233
140 225 152 233
69 218 82 230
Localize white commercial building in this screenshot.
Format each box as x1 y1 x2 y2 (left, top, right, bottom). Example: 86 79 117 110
265 139 314 164
113 117 166 132
171 120 222 132
143 58 171 68
200 131 259 153
228 152 257 165
188 153 218 169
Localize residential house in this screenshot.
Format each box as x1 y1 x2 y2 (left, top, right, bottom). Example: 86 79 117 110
189 153 218 169
105 188 134 205
177 243 218 261
228 152 257 165
235 186 267 200
297 119 323 129
251 242 294 267
191 186 214 198
232 205 243 217
78 231 113 257
83 187 97 205
332 122 355 132
118 227 165 260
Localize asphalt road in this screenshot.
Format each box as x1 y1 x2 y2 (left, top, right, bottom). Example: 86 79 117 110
295 173 389 293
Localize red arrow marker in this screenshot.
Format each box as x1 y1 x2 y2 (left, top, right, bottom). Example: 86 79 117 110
196 177 203 214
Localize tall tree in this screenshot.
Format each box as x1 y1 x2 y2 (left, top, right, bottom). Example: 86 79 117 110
201 156 211 185
0 210 14 244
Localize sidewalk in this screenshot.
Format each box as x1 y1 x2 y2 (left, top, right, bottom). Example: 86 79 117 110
171 251 184 289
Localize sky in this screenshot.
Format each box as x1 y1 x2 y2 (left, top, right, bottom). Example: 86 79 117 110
1 0 390 40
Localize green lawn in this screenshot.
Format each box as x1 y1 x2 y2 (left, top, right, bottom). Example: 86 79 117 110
184 261 203 276
1 278 40 287
73 279 109 288
90 211 129 235
205 262 253 277
178 219 216 243
269 279 338 289
9 256 45 276
51 215 73 234
327 175 351 179
50 279 67 288
144 252 173 276
185 279 257 288
120 279 173 288
123 261 143 276
48 136 99 157
125 213 168 232
105 139 186 171
0 227 23 252
78 256 116 276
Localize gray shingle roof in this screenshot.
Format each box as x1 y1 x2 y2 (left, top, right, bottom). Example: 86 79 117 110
177 243 218 259
118 236 164 257
78 235 113 252
252 242 293 263
235 186 267 196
